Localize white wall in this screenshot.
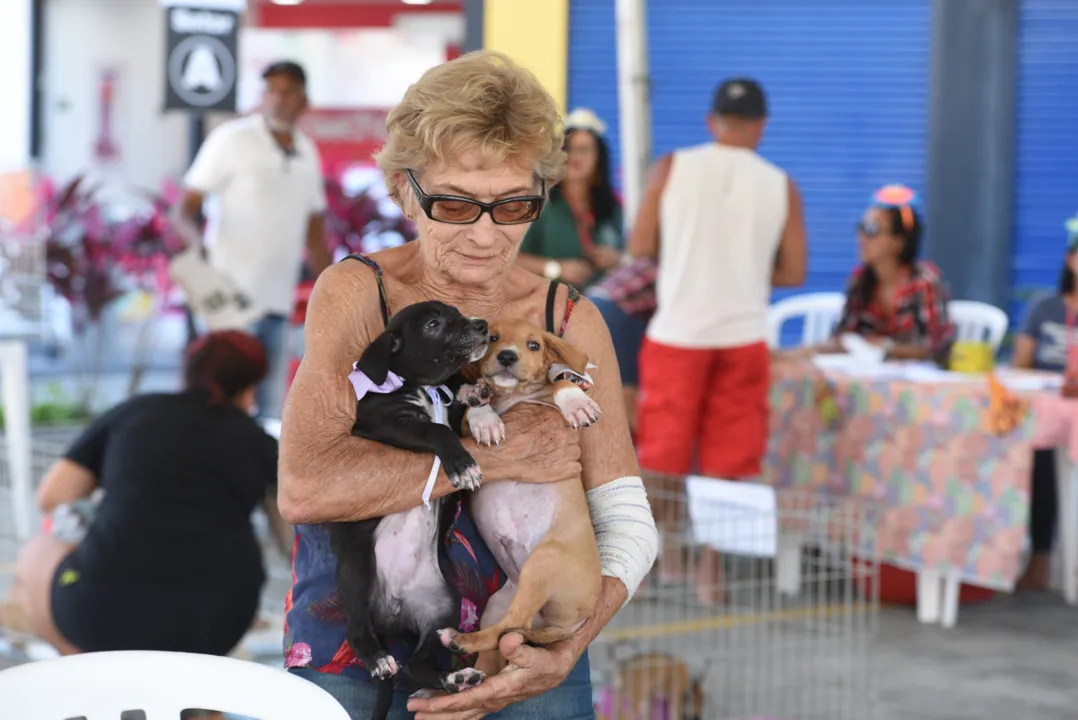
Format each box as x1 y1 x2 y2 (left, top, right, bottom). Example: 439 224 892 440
41 2 463 209
0 0 32 173
41 0 191 209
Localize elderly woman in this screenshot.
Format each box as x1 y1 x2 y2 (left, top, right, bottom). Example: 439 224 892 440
279 51 658 720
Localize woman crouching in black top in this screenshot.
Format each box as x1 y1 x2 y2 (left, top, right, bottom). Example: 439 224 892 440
12 330 288 656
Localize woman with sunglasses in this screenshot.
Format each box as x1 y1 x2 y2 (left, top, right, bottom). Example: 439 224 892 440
826 185 956 363
1009 213 1078 590
279 51 656 719
515 108 624 289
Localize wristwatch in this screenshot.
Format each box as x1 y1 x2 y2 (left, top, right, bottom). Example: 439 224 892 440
542 260 563 280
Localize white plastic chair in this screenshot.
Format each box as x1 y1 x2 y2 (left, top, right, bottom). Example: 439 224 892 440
766 292 846 348
0 651 351 720
948 300 1009 351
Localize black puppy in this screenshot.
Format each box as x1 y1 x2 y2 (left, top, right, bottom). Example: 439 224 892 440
326 300 490 720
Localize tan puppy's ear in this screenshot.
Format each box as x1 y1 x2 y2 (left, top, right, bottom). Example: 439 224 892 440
460 360 483 383
543 333 590 376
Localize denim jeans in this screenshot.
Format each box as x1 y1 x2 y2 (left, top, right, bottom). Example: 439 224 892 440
289 651 595 720
249 313 289 420
586 294 647 386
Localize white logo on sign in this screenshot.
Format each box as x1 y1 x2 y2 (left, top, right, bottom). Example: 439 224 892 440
168 35 236 108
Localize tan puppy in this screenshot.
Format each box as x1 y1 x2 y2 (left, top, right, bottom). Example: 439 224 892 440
610 653 703 720
439 318 602 675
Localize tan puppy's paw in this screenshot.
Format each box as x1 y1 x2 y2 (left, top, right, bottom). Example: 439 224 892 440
457 380 494 408
467 404 506 446
554 385 602 429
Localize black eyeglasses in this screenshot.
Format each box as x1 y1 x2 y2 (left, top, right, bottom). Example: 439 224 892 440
405 169 545 225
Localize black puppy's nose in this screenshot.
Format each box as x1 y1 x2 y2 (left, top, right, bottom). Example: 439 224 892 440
472 319 488 334
497 349 518 367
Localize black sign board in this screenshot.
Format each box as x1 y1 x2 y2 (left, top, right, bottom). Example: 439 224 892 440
164 5 239 112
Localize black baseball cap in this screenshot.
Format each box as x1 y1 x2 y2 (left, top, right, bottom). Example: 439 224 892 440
711 78 767 119
262 60 307 88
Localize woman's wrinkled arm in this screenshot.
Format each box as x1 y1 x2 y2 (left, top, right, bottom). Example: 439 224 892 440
563 299 657 644
277 262 517 524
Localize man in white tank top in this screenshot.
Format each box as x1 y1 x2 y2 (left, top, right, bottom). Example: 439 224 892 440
629 79 807 598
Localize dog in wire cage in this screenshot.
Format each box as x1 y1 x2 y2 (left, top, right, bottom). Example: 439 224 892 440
594 640 708 720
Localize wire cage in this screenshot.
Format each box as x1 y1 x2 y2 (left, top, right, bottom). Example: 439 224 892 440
591 474 881 720
0 427 85 589
0 167 49 341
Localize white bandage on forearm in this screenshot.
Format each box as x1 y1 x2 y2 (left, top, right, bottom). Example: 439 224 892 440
586 476 659 605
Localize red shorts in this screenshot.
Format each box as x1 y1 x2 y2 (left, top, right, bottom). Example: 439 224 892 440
636 338 770 479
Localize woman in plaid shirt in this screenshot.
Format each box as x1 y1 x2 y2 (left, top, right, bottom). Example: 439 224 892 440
828 185 956 364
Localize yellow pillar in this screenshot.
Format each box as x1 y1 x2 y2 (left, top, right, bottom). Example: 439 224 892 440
483 0 569 114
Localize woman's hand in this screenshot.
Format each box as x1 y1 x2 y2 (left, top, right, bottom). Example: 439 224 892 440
585 245 622 272
407 632 578 720
558 259 594 286
474 404 582 484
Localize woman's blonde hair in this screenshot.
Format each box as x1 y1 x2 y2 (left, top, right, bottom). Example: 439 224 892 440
375 50 566 203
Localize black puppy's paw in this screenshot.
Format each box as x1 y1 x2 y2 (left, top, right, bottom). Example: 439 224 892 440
445 451 483 491
365 653 400 680
457 381 493 408
441 668 485 693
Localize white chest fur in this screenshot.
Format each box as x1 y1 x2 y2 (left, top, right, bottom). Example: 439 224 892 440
470 481 556 581
369 387 455 630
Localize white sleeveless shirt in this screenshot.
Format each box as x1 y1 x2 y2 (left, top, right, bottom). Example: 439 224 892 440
647 143 789 349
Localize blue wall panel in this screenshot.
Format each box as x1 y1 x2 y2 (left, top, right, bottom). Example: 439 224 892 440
566 0 621 188
1011 1 1078 321
647 0 932 306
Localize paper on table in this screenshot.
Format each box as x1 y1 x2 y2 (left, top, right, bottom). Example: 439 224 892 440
993 367 1064 391
838 333 887 363
685 476 777 557
894 362 970 383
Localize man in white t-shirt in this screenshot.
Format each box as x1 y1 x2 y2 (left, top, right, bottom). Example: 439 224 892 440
177 61 331 420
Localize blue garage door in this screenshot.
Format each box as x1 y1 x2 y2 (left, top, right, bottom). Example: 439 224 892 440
1012 1 1078 321
567 0 621 188
648 0 932 307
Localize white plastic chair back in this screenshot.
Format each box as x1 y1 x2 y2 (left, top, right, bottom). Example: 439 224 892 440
0 651 351 720
766 292 846 348
948 300 1009 351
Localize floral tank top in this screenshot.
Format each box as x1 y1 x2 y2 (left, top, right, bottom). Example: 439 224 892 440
283 253 580 686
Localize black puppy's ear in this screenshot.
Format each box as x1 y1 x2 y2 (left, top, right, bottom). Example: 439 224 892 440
356 331 402 385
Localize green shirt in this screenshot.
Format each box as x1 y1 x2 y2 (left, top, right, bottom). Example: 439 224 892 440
520 194 625 260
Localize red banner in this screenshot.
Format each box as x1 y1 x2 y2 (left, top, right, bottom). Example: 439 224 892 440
298 108 390 178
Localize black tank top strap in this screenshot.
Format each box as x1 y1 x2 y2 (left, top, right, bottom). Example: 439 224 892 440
545 280 582 338
342 253 390 327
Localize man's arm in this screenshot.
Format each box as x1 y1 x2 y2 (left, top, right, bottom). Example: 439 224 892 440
173 190 206 252
304 149 333 277
772 176 807 287
173 126 233 251
305 213 332 277
626 154 673 259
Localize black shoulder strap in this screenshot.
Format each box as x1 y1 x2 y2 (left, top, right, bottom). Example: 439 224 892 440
545 280 561 334
545 280 581 338
343 253 389 327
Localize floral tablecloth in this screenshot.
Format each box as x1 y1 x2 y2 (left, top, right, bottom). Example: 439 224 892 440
762 358 1037 591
